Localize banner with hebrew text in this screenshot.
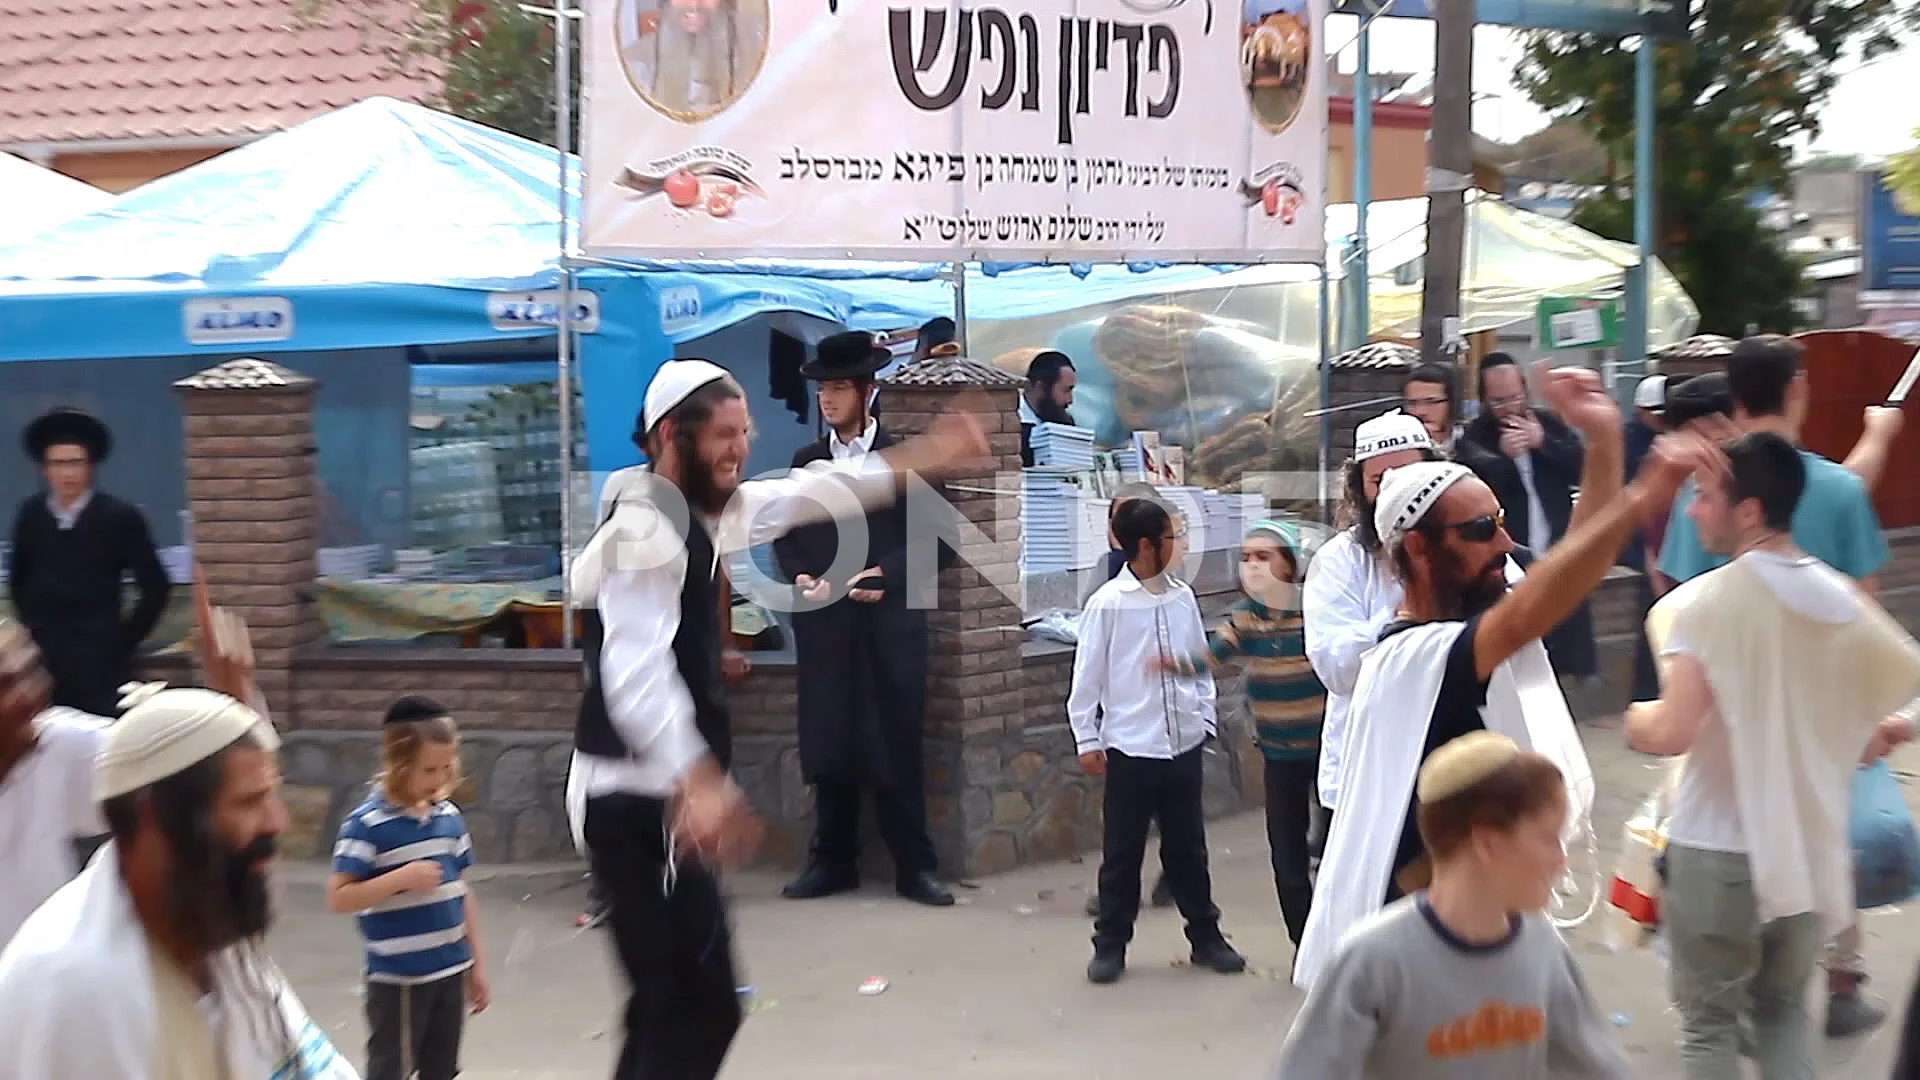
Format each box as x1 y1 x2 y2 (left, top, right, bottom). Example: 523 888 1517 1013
581 0 1327 264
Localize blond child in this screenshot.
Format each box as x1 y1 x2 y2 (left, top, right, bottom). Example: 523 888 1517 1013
1272 732 1627 1078
327 696 490 1080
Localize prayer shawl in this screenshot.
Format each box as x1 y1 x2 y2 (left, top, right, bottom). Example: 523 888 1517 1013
1294 563 1594 990
0 844 358 1080
1647 556 1920 931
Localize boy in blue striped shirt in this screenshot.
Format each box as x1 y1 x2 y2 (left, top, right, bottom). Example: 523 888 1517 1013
328 696 491 1080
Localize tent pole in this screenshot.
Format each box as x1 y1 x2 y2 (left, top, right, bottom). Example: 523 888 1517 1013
554 0 576 648
950 260 970 354
1317 261 1332 523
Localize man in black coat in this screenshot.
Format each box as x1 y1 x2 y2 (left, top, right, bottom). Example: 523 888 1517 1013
1453 355 1598 678
775 331 957 907
8 408 170 717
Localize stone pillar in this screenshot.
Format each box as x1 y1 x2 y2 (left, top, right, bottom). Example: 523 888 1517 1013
876 355 1028 876
173 358 322 713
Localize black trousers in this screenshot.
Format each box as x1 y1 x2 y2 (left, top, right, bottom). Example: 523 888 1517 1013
365 972 466 1080
1262 758 1317 946
809 778 936 880
585 793 743 1080
1093 746 1224 951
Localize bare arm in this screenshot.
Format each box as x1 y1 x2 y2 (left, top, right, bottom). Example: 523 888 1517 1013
325 869 418 914
1843 406 1903 493
1625 653 1716 756
1471 366 1709 683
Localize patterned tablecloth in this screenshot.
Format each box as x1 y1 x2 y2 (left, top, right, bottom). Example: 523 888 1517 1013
318 577 562 644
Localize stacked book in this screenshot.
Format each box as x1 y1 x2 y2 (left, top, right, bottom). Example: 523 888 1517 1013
1020 471 1105 574
1029 422 1096 470
317 545 383 581
158 546 197 585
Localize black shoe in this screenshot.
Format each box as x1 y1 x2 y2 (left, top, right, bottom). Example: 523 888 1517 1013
781 863 859 900
1150 876 1175 909
1190 938 1247 974
1826 989 1887 1038
1087 948 1127 984
896 871 955 907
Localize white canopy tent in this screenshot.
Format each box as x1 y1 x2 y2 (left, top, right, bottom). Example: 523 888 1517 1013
0 155 111 245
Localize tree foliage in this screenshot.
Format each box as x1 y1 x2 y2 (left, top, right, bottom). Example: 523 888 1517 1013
301 0 580 149
1511 0 1918 334
1889 131 1920 211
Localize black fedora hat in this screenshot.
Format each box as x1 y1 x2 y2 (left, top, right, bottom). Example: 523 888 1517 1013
800 331 890 381
24 407 112 464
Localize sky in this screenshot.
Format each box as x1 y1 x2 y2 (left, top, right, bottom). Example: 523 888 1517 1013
1325 14 1920 160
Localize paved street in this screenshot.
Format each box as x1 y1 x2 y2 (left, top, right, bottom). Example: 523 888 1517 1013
274 725 1920 1079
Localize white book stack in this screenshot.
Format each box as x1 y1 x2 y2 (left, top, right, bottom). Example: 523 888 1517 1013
317 545 383 581
393 548 439 580
158 546 196 585
1021 472 1104 573
1029 422 1096 470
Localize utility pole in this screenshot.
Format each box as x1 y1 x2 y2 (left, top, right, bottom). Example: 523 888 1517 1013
1420 0 1474 364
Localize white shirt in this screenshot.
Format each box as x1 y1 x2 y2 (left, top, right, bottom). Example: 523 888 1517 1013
47 490 92 531
1662 550 1871 855
829 419 878 462
1302 529 1402 808
0 708 108 950
1066 569 1217 759
1016 396 1040 427
1512 453 1555 549
566 457 901 829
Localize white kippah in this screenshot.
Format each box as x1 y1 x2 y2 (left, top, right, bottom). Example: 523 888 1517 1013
1417 731 1522 802
642 359 731 435
1353 409 1434 462
96 684 280 801
1372 460 1473 546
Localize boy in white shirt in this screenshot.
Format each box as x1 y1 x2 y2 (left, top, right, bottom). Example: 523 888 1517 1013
1069 498 1244 984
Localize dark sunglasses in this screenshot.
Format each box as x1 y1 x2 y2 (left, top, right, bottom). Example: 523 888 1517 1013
1438 508 1504 543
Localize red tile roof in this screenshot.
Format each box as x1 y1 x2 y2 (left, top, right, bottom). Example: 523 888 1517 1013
0 0 437 147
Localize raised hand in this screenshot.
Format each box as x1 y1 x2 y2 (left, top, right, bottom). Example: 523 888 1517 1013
1532 363 1618 440
1637 429 1728 503
192 565 255 702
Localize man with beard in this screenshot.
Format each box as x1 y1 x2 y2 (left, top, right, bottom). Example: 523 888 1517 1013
1294 365 1716 989
567 359 986 1080
0 667 356 1077
1303 409 1442 823
0 620 109 951
628 0 760 117
777 332 956 907
1455 354 1598 681
1018 350 1077 467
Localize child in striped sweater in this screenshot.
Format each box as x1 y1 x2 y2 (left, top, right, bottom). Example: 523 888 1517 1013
1161 520 1327 951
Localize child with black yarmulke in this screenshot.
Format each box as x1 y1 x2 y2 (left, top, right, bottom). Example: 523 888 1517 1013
327 696 491 1080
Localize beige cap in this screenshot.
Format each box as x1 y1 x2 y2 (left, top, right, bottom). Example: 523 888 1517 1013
1416 731 1521 803
96 683 280 801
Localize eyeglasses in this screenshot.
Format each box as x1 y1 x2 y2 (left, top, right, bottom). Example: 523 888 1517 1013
1438 508 1504 543
1163 529 1188 542
1403 395 1448 409
1486 393 1529 411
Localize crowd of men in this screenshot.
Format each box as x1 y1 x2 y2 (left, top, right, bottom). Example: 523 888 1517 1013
4 329 1920 1080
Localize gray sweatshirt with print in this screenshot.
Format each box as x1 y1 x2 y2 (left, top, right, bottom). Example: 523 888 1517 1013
1272 897 1629 1080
